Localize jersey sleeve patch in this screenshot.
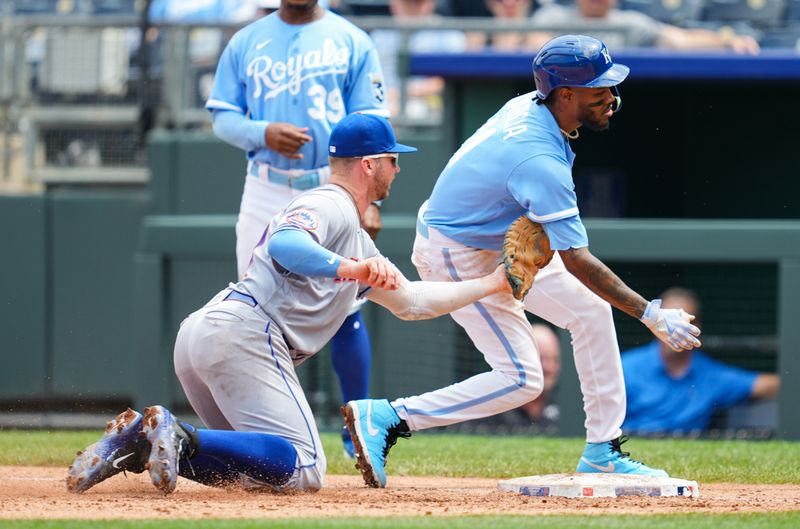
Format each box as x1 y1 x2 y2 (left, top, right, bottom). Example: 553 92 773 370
369 72 385 103
283 209 320 231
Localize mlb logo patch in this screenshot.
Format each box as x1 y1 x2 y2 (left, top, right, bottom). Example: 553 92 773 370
369 72 385 103
677 486 694 497
283 209 320 231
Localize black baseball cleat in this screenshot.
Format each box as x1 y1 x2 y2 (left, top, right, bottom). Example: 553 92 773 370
66 408 150 493
142 405 198 494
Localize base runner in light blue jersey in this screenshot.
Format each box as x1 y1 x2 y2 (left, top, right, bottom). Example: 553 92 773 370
67 115 512 493
205 0 390 458
343 36 703 488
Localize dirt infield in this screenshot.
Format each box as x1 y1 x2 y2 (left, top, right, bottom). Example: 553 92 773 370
1 466 799 519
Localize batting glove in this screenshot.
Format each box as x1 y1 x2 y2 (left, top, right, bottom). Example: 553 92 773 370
640 299 702 352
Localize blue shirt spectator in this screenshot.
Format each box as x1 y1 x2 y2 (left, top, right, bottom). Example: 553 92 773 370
622 287 779 433
622 340 757 432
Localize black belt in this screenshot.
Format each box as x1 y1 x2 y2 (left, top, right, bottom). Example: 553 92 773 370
223 289 258 307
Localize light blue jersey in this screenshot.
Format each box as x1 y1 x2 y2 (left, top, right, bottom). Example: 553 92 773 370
206 10 388 171
424 93 588 251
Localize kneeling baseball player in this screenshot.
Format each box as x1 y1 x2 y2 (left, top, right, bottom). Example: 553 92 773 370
66 113 513 494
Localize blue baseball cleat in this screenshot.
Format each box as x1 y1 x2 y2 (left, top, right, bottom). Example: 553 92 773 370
142 405 196 494
341 426 356 460
341 399 410 488
66 408 149 493
576 436 668 477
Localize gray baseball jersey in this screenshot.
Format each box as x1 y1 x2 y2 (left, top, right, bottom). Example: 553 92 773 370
239 184 379 361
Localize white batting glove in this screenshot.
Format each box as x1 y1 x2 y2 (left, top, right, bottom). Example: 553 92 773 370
640 299 702 352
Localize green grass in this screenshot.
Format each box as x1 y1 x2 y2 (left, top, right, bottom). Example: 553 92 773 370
1 514 800 529
1 429 799 483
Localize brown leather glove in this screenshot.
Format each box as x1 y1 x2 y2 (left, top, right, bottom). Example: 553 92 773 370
502 215 555 301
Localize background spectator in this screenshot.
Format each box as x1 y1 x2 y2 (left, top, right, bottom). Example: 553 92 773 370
622 287 780 434
468 0 551 50
371 0 470 120
531 0 760 54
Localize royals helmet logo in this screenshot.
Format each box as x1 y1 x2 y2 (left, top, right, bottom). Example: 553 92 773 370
283 209 320 231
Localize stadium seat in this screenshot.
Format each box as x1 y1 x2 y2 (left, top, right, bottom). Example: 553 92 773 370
759 26 800 48
446 0 493 17
786 0 800 20
703 0 787 28
340 0 391 16
90 0 139 15
622 0 704 26
12 0 61 14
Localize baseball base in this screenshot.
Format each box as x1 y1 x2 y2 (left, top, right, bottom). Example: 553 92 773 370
498 473 700 498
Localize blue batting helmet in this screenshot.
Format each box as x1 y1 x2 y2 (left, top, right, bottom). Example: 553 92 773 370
533 35 630 102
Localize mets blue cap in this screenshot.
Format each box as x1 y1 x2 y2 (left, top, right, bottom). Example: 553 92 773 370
329 113 417 158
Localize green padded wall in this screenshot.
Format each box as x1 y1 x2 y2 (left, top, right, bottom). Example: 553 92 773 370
147 129 243 216
0 195 47 398
49 189 149 403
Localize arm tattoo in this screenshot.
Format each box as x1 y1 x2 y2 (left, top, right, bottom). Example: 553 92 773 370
560 248 647 319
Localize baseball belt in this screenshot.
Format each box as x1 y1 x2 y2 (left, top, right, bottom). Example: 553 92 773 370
223 289 258 307
247 162 327 191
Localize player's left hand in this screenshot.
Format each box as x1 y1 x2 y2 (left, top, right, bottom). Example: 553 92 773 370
487 264 514 296
640 299 702 352
362 203 382 240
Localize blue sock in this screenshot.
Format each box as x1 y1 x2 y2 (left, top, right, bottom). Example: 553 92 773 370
331 310 371 403
178 429 297 487
178 453 241 486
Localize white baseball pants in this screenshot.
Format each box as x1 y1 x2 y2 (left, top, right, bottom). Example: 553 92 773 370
393 222 625 443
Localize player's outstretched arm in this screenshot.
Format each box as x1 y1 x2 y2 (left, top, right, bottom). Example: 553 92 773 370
366 264 511 321
559 247 701 351
269 228 402 290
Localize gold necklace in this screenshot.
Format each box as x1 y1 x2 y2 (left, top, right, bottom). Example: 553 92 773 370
560 128 579 140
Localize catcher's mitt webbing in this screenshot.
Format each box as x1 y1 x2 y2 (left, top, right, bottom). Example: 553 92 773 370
502 216 555 301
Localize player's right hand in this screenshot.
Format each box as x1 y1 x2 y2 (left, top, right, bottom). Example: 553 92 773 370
341 256 401 291
265 122 313 159
640 299 702 352
363 256 401 291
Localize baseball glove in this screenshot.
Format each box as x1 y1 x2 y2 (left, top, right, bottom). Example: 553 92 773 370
502 215 555 301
